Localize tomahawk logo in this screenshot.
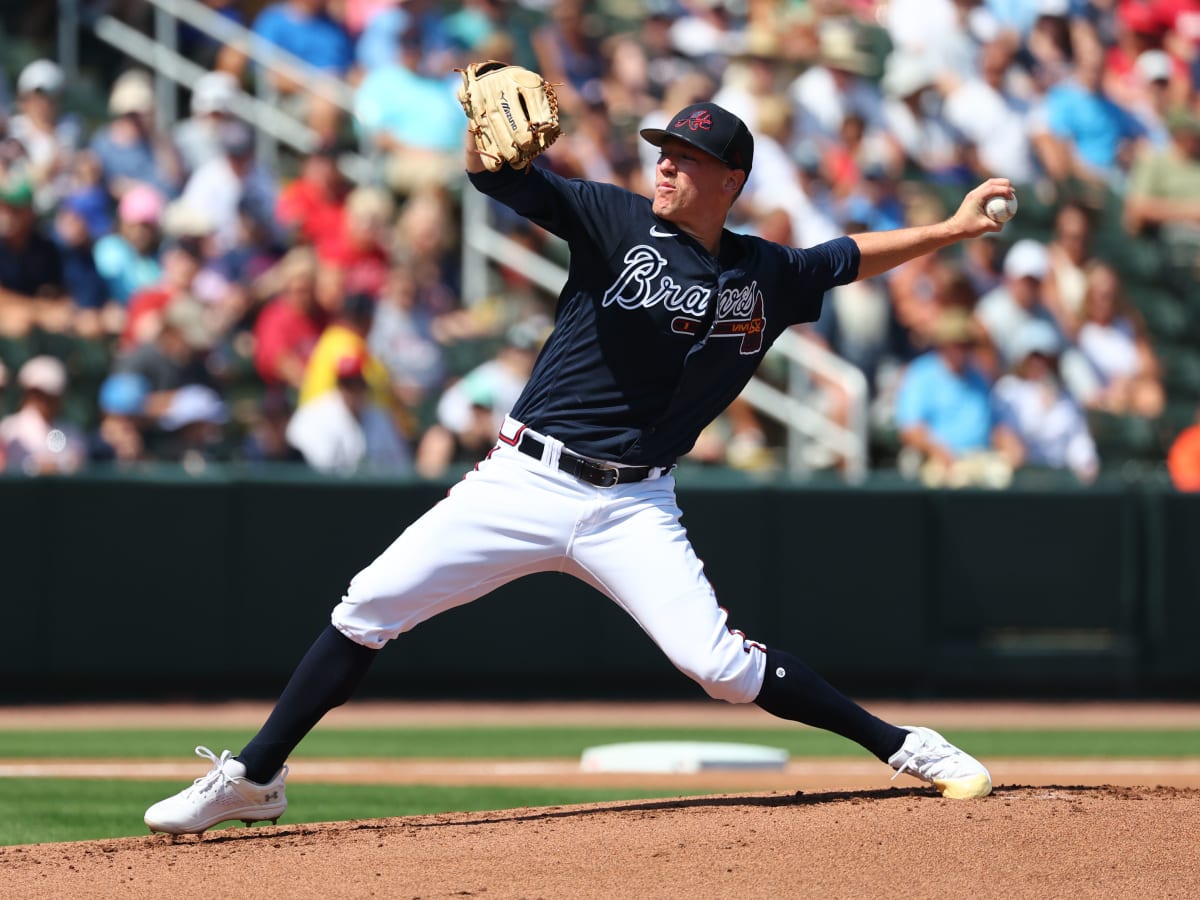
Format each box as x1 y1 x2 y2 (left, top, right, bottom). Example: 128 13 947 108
674 110 714 132
671 280 767 355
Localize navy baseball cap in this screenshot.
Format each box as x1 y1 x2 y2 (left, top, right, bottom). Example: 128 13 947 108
640 102 754 176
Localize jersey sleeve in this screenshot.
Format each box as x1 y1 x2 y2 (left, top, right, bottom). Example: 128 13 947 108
467 165 636 248
770 235 861 324
778 236 861 288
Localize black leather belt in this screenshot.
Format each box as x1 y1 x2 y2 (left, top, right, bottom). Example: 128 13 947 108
516 432 655 488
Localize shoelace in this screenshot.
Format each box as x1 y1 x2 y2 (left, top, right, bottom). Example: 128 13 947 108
187 745 235 797
890 735 955 782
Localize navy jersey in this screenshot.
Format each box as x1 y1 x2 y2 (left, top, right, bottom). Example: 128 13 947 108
469 165 861 466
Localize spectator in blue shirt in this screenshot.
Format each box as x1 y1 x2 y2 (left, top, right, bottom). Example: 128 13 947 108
357 0 456 73
53 196 109 326
895 307 1018 484
88 70 184 199
92 184 164 305
1034 30 1145 186
252 0 353 75
251 0 355 144
354 28 464 194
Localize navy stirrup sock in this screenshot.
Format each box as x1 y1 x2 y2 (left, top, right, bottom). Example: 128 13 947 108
237 624 378 784
754 648 907 762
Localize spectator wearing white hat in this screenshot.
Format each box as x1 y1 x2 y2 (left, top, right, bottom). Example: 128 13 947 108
974 239 1062 371
992 319 1099 482
1103 3 1186 125
155 383 230 467
879 51 971 184
7 59 81 210
88 69 184 199
1127 50 1177 149
172 71 241 174
975 238 1100 403
179 119 280 253
0 355 86 475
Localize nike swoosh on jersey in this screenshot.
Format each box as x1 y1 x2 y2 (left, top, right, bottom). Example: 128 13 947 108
649 226 677 238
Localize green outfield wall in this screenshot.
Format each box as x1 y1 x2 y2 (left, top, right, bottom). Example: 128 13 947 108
1 469 1196 700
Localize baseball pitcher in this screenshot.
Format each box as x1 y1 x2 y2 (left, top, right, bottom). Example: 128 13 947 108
145 65 1015 835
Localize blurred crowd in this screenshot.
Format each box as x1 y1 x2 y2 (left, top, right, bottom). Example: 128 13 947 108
2 0 1200 487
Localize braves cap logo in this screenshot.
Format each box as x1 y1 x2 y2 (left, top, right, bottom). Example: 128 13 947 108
673 110 713 132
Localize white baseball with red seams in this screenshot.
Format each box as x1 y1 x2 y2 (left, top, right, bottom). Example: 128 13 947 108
332 416 768 704
985 192 1018 223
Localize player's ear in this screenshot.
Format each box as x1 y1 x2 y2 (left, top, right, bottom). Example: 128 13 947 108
725 171 746 195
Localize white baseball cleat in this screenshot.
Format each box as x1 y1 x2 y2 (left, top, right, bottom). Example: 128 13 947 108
144 746 288 835
888 726 992 799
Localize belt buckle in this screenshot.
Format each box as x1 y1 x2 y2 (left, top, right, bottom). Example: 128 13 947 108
593 464 620 488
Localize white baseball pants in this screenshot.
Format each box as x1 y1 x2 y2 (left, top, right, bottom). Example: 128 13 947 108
331 420 768 703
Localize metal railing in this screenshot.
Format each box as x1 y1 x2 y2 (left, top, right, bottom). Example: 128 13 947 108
461 186 571 302
66 0 371 182
139 0 357 113
91 18 308 148
741 329 869 482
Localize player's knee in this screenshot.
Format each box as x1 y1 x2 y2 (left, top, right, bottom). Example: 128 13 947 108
701 677 757 704
680 657 762 705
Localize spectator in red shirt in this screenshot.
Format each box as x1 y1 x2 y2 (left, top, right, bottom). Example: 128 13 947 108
315 184 393 298
275 143 349 248
120 238 204 350
253 246 327 389
1104 2 1190 113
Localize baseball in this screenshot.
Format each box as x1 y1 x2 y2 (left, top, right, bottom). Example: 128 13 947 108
985 193 1018 224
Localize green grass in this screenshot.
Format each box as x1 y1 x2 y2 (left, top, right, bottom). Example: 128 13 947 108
2 725 1197 846
0 780 690 846
1 727 1198 759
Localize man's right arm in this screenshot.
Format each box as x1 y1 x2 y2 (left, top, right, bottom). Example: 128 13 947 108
850 179 1012 281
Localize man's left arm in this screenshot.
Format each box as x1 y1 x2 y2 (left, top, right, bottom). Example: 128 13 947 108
850 178 1013 281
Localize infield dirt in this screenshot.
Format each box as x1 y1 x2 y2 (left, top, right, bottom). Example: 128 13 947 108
2 701 1199 898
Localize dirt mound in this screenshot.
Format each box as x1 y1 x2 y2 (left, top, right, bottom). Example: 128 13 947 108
4 785 1197 899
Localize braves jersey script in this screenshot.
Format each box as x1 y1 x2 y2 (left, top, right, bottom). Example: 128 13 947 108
470 165 861 465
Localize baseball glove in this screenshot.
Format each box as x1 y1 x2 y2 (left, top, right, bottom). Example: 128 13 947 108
457 61 561 172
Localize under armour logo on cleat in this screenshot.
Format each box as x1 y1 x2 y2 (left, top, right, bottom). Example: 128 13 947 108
649 226 676 238
265 791 279 801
